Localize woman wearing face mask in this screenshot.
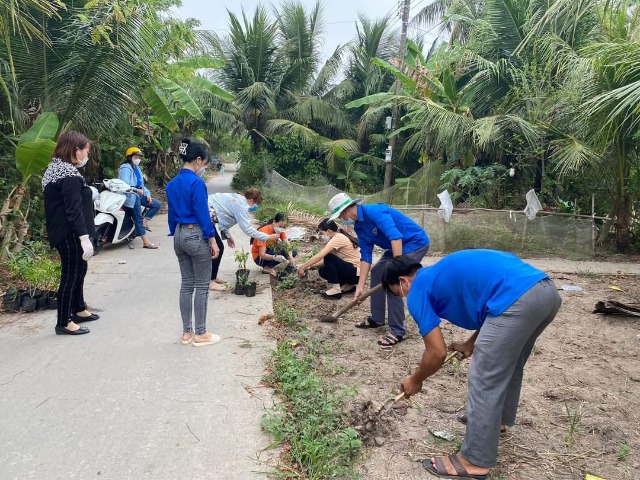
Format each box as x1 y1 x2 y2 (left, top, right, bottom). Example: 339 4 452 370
117 147 159 249
42 131 99 335
251 212 297 277
165 138 221 347
296 218 360 299
206 188 279 291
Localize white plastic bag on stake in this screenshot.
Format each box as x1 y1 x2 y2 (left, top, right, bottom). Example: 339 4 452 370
437 190 453 223
524 189 542 220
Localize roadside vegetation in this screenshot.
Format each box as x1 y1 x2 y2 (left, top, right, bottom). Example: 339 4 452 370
262 302 362 479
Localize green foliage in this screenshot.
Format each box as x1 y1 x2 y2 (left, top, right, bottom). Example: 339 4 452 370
617 442 630 461
233 248 249 271
15 140 57 182
230 147 268 192
263 325 362 479
275 273 299 290
440 164 509 208
231 134 326 192
7 242 61 292
274 303 303 328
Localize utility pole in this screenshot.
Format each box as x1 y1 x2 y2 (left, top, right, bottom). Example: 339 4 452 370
384 0 411 191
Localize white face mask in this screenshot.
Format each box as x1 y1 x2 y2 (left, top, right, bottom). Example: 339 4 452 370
132 158 142 166
274 226 285 234
76 156 89 168
320 234 330 242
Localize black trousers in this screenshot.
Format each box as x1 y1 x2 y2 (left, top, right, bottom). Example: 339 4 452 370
210 234 224 280
318 253 358 285
54 234 88 328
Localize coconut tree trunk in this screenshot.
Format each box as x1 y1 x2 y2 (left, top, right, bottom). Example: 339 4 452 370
614 192 631 252
0 183 27 261
614 151 631 252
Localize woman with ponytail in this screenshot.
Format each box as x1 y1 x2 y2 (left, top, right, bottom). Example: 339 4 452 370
165 139 221 347
297 218 360 300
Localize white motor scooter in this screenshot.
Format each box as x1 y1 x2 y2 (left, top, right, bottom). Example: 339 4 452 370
92 179 138 254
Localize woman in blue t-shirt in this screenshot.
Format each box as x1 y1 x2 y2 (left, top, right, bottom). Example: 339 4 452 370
380 250 562 480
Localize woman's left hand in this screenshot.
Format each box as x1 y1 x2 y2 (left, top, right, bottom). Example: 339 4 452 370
210 239 220 259
297 266 306 277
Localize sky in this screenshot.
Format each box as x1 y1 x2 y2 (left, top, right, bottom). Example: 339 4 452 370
173 0 439 63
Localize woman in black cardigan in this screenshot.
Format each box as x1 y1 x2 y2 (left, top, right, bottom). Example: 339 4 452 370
42 131 99 335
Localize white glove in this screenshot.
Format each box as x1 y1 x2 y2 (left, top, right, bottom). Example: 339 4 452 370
79 235 94 261
273 255 287 263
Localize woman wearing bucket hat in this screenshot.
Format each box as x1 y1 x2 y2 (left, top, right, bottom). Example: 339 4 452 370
327 192 430 347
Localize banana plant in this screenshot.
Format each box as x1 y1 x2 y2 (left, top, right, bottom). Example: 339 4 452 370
1 112 59 260
143 58 234 133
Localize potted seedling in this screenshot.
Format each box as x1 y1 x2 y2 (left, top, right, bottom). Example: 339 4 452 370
234 249 250 282
244 271 258 297
234 249 250 295
2 287 21 312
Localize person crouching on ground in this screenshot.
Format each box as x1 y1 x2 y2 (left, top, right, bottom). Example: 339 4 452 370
327 192 430 347
251 212 297 277
381 250 562 479
117 146 160 249
296 218 360 299
207 189 279 291
166 138 221 347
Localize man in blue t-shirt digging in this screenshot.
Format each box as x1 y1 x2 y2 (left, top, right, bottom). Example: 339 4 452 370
328 193 430 347
381 250 562 480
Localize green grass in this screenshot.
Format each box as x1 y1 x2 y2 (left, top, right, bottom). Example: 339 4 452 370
263 303 362 479
617 442 630 461
274 304 303 328
564 403 583 446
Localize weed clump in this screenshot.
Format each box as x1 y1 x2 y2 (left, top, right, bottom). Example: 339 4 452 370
263 306 362 479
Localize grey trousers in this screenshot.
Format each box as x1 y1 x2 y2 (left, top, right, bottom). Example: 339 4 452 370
461 278 562 467
370 244 430 337
174 225 212 335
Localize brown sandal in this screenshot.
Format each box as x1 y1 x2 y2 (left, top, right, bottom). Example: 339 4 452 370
423 454 488 479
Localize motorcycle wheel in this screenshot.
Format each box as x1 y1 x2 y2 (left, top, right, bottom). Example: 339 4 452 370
93 224 110 254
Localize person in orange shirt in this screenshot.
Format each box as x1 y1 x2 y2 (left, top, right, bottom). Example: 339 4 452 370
251 212 297 276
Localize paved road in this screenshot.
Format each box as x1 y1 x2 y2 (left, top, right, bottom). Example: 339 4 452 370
0 164 274 480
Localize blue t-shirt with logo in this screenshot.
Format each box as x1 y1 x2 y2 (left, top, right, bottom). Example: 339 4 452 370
355 203 429 263
407 249 548 336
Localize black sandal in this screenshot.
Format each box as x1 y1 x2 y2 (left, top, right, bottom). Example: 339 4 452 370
355 316 384 329
378 333 403 347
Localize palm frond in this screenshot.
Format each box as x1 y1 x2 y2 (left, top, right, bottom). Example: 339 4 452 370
549 135 601 176
264 118 319 144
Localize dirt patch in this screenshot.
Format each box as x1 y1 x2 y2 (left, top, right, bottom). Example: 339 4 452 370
271 250 640 480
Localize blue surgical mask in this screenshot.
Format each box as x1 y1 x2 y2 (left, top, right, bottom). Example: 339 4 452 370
248 204 258 213
341 219 355 226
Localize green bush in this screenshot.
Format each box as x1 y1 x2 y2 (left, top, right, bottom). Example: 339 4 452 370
231 134 327 192
7 241 61 291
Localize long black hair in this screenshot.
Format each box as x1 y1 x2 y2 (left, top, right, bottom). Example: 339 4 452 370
259 212 286 229
179 138 209 163
318 218 358 248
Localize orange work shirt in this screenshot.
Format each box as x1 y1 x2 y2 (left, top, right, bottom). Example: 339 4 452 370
251 224 288 259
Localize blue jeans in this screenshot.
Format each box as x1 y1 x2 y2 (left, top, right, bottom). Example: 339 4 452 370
132 196 146 236
173 224 212 335
140 195 161 219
